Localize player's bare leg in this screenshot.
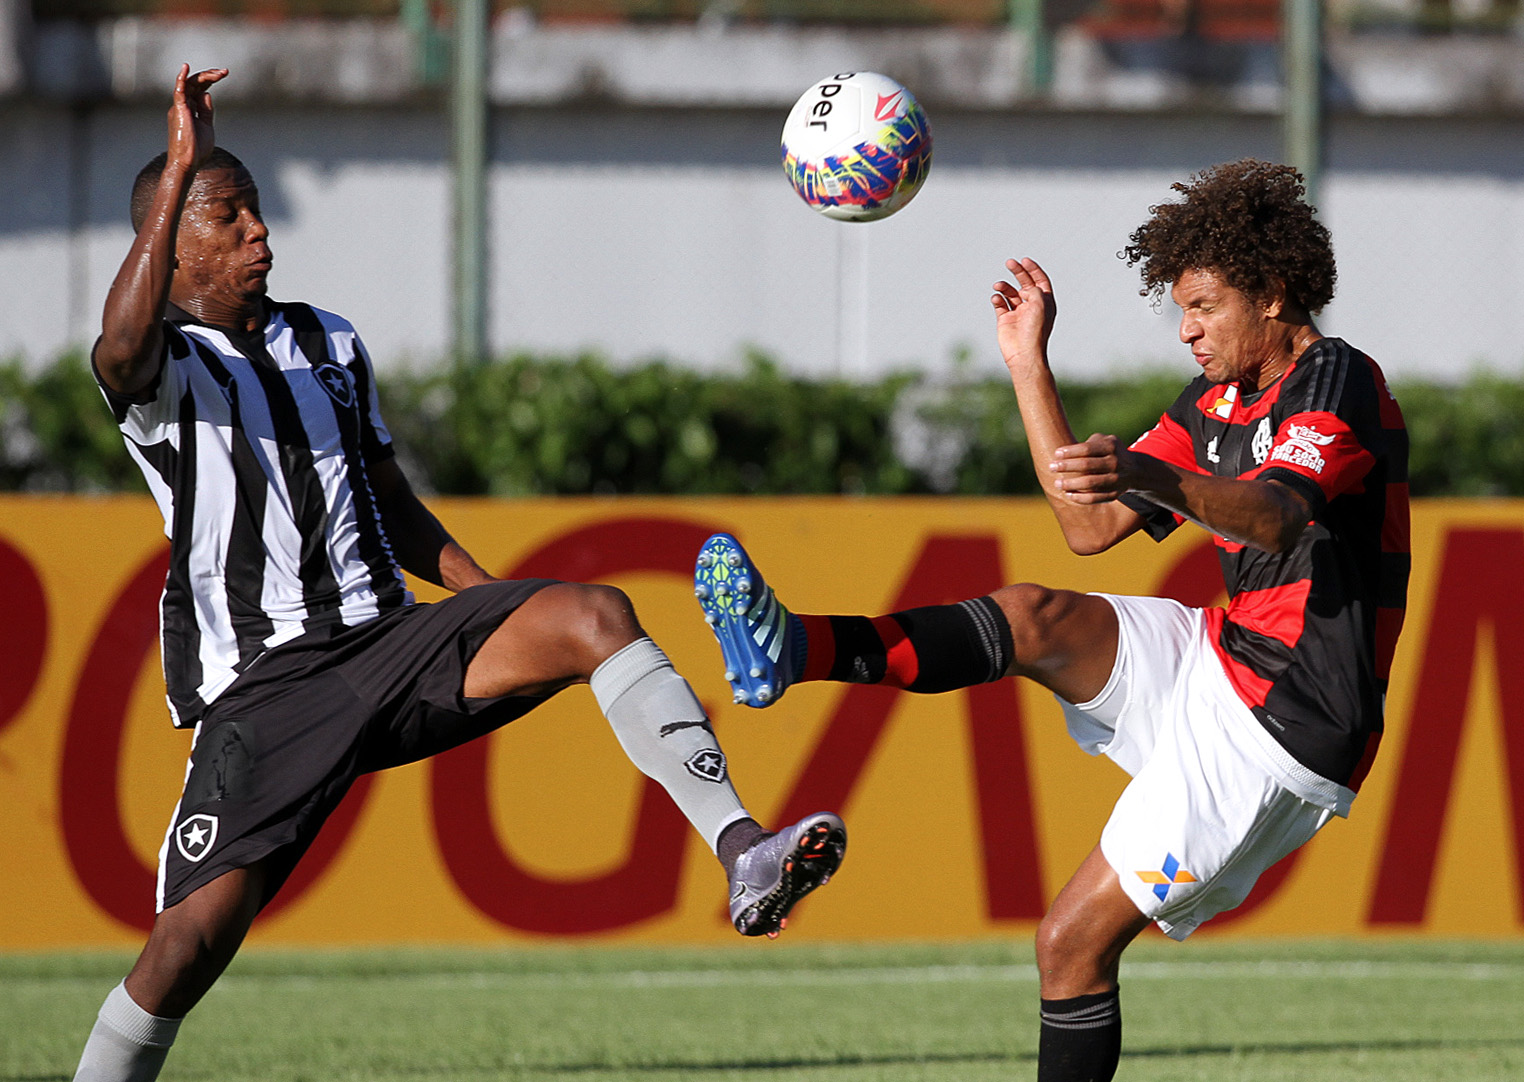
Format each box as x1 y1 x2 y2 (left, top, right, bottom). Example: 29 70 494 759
987 583 1120 704
467 581 845 937
74 864 266 1081
1033 847 1149 1082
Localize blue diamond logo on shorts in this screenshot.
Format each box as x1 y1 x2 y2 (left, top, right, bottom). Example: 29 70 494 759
684 749 728 783
1137 852 1197 902
176 813 219 863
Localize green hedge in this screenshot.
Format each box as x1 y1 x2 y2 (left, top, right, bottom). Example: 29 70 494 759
0 350 1511 497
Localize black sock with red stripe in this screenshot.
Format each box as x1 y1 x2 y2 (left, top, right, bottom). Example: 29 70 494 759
794 596 1012 692
1038 989 1122 1082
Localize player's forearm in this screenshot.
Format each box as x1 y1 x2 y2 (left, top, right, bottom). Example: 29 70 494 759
372 464 496 592
1008 362 1136 554
97 165 195 393
1128 462 1309 553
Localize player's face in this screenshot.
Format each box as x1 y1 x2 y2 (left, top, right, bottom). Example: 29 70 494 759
174 167 273 309
1171 268 1283 389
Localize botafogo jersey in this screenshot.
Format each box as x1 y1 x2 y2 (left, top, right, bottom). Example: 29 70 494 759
1120 337 1410 789
96 300 412 728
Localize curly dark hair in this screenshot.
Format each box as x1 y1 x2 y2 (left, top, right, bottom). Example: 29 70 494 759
1122 159 1336 314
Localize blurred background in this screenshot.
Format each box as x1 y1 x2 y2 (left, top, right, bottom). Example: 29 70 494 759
4 0 1523 386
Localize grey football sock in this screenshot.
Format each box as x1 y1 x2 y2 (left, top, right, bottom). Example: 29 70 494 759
590 638 750 852
73 981 182 1082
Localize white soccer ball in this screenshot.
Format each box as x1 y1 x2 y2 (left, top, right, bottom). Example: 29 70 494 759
780 71 933 223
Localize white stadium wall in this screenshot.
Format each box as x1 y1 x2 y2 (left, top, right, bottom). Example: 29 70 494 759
3 99 1524 381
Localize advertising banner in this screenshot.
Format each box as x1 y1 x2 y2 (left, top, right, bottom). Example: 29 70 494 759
2 496 1520 947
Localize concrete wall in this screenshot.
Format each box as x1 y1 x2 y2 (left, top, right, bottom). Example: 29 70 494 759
4 19 1524 380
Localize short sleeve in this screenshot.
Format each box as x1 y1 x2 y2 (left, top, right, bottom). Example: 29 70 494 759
1128 410 1196 472
349 333 394 463
1256 411 1375 515
92 324 190 436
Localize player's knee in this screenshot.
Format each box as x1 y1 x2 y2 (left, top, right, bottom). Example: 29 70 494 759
1034 908 1103 992
1034 909 1074 974
543 582 643 665
992 583 1084 665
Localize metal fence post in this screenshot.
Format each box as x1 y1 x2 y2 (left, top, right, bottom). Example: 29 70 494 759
452 0 490 366
1010 0 1053 97
1282 0 1323 207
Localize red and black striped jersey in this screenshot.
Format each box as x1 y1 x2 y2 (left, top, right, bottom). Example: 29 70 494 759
1121 337 1409 789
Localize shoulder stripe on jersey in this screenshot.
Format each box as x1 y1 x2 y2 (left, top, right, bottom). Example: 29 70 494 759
1302 339 1350 415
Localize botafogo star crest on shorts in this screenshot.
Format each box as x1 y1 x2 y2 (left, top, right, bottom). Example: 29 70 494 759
175 813 219 863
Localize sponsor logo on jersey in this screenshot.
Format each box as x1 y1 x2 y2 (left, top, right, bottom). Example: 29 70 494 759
314 362 356 408
1136 852 1197 903
685 749 728 783
1209 384 1238 419
1270 422 1335 474
1251 417 1274 465
175 813 219 863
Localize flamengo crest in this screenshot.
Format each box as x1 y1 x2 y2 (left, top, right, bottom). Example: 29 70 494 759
1251 417 1274 465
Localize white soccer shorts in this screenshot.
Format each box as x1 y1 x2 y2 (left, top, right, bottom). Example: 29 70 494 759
1058 594 1356 940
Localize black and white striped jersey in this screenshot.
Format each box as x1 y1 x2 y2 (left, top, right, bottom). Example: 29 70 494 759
97 300 413 728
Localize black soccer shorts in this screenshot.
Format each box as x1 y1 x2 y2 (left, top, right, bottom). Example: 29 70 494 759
157 578 559 912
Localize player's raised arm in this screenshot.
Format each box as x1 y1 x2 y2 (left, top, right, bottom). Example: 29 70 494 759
96 64 227 396
991 257 1144 555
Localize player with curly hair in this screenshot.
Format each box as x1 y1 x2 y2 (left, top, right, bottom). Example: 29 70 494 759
695 159 1409 1081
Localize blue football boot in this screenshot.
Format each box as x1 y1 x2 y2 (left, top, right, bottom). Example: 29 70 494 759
694 532 803 707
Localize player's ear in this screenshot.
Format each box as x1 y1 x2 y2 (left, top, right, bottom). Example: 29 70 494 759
1260 278 1288 319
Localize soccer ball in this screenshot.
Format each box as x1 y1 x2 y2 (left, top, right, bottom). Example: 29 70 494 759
780 72 932 222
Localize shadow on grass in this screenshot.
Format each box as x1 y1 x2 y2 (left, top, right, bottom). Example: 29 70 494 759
510 1033 1524 1074
12 1035 1524 1080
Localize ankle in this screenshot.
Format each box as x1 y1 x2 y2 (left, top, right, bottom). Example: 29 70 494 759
716 818 768 875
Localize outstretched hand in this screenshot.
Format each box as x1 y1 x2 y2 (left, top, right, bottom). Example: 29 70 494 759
990 256 1058 374
168 64 228 173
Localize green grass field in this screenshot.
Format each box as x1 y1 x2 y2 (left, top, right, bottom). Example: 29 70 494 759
5 938 1523 1081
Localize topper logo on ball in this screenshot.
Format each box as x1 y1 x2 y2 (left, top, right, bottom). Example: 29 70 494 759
781 71 932 222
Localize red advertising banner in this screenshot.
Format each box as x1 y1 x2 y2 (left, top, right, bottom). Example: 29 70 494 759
1 496 1520 947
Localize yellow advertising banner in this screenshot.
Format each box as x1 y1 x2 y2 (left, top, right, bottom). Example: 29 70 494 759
1 495 1520 949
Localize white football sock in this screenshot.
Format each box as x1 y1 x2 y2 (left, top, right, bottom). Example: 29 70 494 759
590 638 750 853
73 981 182 1082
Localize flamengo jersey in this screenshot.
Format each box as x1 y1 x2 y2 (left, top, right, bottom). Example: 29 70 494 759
97 300 413 728
1120 338 1409 789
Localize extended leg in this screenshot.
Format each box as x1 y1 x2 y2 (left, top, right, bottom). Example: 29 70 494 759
463 581 845 935
695 532 1119 708
74 864 266 1082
